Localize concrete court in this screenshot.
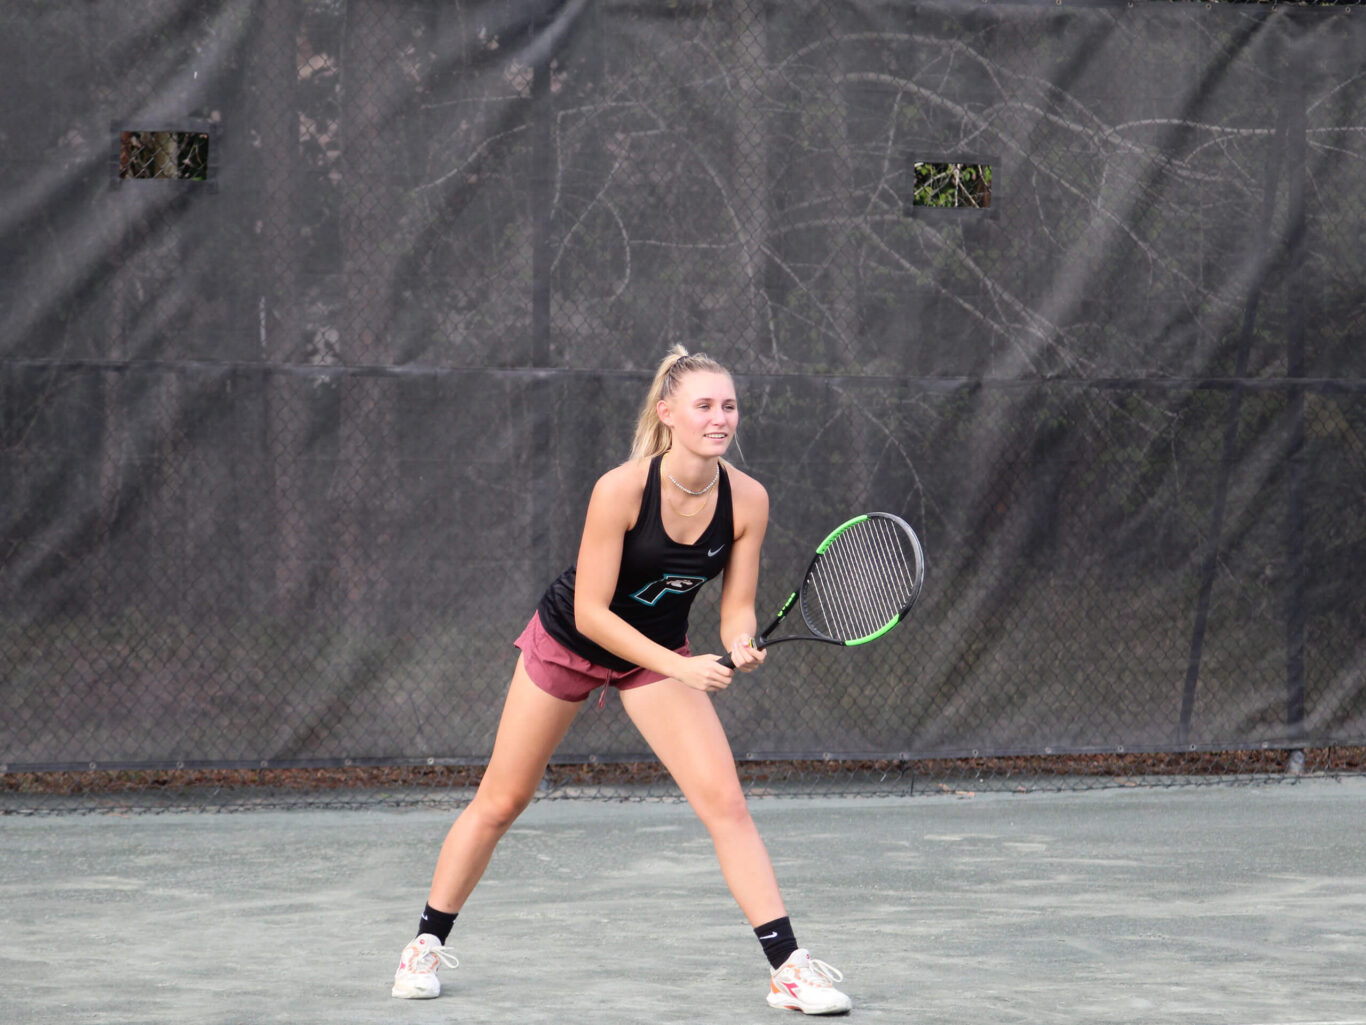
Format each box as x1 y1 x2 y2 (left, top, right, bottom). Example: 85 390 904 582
2 779 1364 1025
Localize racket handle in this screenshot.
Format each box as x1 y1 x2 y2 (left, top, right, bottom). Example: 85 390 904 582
716 636 764 671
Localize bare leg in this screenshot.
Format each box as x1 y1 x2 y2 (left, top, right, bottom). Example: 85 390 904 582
426 655 581 912
619 679 786 926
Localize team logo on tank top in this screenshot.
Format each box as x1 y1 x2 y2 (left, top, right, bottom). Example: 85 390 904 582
630 574 706 607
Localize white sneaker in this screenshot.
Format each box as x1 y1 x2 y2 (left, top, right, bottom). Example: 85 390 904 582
391 933 459 999
767 949 852 1015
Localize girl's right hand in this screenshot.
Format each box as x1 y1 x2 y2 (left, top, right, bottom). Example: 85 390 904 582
675 654 735 694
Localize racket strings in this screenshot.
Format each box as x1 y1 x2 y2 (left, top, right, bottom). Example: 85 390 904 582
805 518 919 642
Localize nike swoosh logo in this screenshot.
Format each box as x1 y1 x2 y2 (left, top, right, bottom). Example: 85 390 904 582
708 544 727 557
758 931 779 940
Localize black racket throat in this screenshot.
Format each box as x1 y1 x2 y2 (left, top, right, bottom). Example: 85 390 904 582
716 633 840 670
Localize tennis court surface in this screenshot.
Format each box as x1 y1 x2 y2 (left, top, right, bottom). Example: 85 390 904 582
3 779 1363 1025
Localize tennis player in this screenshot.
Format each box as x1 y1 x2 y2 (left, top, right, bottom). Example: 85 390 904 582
390 346 851 1015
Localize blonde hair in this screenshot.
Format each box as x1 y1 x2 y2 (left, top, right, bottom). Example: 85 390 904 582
629 345 730 461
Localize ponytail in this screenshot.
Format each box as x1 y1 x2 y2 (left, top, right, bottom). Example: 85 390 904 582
629 345 729 461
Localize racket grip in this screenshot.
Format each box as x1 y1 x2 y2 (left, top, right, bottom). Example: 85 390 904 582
716 636 764 670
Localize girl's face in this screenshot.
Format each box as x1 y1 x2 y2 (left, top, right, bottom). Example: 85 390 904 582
659 370 738 458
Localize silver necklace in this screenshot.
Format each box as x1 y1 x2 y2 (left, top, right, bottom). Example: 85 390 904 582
665 460 720 496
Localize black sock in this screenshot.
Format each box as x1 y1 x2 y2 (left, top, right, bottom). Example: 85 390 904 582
418 904 458 944
754 915 799 969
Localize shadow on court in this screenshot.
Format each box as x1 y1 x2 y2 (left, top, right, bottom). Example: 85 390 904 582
2 779 1364 1025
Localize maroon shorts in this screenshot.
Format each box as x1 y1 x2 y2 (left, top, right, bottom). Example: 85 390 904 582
514 611 690 703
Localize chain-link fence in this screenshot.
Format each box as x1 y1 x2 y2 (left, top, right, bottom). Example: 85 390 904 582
2 0 1364 801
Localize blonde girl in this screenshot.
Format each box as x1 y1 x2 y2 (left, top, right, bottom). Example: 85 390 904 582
391 347 851 1015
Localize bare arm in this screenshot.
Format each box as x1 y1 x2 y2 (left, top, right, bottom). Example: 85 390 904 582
718 468 769 673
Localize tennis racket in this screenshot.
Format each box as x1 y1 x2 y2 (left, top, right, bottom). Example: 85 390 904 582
718 512 925 668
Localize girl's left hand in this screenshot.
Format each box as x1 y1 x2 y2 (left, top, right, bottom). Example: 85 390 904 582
727 634 766 673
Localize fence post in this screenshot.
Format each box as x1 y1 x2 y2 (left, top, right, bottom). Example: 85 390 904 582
1283 34 1309 751
528 14 557 582
530 45 553 367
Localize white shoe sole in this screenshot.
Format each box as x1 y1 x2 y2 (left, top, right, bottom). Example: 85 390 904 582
767 993 852 1015
391 978 440 999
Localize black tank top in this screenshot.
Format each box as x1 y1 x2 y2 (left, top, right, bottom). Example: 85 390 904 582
536 453 735 672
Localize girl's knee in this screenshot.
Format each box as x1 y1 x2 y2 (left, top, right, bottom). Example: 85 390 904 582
691 783 752 832
467 785 535 834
